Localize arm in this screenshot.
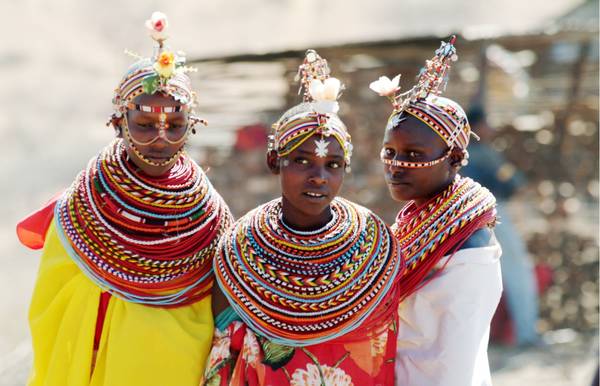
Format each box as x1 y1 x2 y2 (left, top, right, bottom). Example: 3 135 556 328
211 281 231 319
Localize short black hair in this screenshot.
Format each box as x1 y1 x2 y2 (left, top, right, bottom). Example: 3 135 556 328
467 104 486 127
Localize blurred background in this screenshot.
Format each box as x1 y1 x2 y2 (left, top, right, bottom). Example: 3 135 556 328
1 0 598 384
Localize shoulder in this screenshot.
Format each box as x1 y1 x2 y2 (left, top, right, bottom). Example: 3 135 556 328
446 228 501 267
458 227 493 251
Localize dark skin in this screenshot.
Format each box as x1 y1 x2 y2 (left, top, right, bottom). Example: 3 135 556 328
381 114 464 207
211 136 347 317
115 93 188 177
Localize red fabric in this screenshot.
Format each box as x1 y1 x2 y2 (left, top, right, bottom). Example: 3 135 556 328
16 192 63 250
234 124 269 151
93 292 112 351
202 312 399 386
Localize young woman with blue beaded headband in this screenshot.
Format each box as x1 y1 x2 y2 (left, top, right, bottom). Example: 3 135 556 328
370 36 502 386
201 50 405 386
16 12 233 386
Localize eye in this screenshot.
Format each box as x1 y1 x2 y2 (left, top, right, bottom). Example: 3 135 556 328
407 151 421 158
328 161 341 169
294 157 309 165
382 148 395 158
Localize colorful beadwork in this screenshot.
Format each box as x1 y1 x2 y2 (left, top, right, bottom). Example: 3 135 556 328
392 175 496 298
127 103 187 113
268 50 353 168
371 36 476 157
214 197 402 346
55 139 232 307
380 148 451 169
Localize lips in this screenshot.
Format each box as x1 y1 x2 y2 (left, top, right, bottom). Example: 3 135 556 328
146 153 171 161
302 191 328 200
386 178 410 186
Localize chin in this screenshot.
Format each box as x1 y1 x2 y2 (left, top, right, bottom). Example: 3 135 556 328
387 185 413 203
301 201 332 215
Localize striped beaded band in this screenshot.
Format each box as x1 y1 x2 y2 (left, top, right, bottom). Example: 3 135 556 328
214 197 402 346
402 97 471 151
275 112 350 162
114 65 195 112
380 147 451 169
55 139 233 307
127 102 188 113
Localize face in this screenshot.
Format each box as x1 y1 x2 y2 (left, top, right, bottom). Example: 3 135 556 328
269 135 346 230
381 114 462 206
119 93 189 177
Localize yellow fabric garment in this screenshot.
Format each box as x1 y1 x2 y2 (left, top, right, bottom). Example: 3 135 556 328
28 221 214 386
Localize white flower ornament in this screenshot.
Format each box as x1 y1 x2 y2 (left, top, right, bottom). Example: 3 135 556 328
369 75 401 97
145 11 169 42
308 77 341 114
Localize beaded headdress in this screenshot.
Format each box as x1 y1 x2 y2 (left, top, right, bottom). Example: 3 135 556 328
268 50 353 169
110 12 205 124
370 36 476 168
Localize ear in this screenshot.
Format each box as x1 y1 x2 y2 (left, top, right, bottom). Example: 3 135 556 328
108 114 124 138
266 150 280 175
448 148 465 171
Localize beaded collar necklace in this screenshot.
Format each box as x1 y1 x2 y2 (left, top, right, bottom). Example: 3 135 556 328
392 175 496 299
55 139 232 307
214 197 402 346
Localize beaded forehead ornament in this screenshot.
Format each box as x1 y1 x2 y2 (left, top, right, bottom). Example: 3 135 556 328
113 12 199 115
268 50 353 169
108 12 207 167
370 36 477 169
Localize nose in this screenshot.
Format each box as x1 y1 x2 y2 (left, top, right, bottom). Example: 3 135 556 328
308 166 328 186
149 137 170 151
385 159 403 173
386 161 407 177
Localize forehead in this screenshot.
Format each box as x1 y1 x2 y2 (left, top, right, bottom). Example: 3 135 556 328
292 134 345 156
384 114 446 148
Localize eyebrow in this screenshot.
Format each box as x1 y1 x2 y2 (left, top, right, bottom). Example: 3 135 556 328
382 141 428 148
296 149 344 159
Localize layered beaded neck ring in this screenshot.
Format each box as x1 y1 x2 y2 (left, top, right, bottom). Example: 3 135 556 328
214 197 403 346
55 139 232 307
392 175 496 299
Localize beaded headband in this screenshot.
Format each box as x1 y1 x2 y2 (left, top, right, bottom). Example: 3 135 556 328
380 148 452 169
127 103 186 113
268 50 353 168
106 12 208 168
110 12 201 119
370 36 476 168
